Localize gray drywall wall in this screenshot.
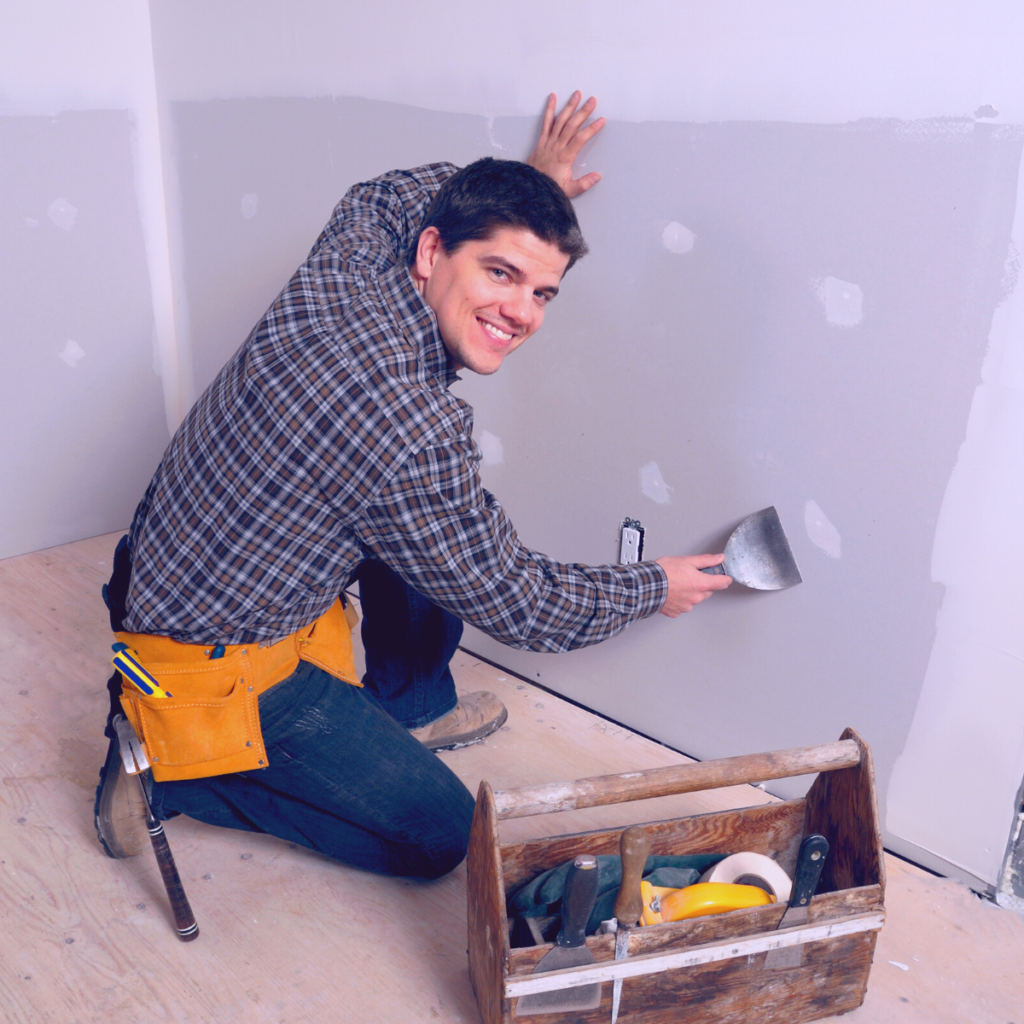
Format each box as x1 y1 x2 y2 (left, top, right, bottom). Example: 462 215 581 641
0 110 169 558
171 98 496 393
0 0 182 559
454 115 1024 888
159 93 1023 888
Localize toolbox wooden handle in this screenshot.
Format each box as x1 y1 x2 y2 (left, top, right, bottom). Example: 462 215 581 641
493 739 860 820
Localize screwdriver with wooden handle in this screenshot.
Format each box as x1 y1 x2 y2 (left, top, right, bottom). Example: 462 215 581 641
612 825 651 1024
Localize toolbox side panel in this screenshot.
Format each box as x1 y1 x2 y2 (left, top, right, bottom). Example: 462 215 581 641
505 930 877 1024
468 782 513 1024
609 930 877 1024
804 728 886 893
500 800 807 891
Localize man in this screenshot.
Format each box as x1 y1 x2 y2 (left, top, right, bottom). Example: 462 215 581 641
96 94 730 879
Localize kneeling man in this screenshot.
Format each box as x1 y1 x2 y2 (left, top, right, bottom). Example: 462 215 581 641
96 95 730 878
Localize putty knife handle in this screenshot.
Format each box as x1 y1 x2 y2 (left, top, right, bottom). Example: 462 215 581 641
557 855 598 949
613 826 650 927
699 563 728 575
790 834 829 909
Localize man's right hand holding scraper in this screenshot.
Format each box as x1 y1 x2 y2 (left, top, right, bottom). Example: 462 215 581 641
95 92 732 881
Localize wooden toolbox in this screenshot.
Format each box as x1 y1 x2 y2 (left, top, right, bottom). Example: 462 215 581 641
467 728 885 1024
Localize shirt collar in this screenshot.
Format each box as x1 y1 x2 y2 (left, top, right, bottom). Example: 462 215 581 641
378 262 460 389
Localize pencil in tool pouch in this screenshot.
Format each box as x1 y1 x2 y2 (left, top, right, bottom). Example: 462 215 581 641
111 643 174 698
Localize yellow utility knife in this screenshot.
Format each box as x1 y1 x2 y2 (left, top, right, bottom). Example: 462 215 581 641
111 643 173 698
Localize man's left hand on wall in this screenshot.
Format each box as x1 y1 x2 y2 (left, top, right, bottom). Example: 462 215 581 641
527 91 606 198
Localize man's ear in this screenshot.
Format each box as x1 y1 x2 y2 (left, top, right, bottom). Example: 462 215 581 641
413 226 444 284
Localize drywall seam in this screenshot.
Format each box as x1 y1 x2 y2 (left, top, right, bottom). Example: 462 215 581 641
885 150 1024 886
131 2 195 433
130 104 194 434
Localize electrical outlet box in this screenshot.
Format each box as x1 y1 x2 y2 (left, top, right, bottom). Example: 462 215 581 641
620 518 645 565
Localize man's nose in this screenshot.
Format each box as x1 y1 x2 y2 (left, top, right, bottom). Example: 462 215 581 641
501 287 535 329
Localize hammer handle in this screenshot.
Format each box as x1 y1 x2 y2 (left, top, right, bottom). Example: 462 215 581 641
137 776 199 941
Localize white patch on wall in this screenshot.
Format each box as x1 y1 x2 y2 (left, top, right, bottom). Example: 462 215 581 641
240 193 259 219
24 217 39 228
640 461 673 504
485 115 506 152
814 276 863 327
47 198 77 232
478 429 504 465
804 499 841 558
58 339 86 368
662 221 696 254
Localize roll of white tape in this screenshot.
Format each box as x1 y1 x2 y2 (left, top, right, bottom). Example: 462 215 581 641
698 852 792 903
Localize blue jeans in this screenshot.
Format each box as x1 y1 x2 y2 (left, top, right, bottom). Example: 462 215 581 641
151 562 473 878
355 558 462 728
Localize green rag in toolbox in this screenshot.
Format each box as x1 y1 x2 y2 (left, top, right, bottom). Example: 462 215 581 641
508 854 727 935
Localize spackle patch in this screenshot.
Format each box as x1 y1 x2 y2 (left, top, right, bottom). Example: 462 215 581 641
815 276 863 327
640 461 672 505
58 339 86 368
485 115 506 153
47 198 77 232
805 500 841 559
662 222 696 254
240 193 259 219
24 218 39 229
478 429 504 466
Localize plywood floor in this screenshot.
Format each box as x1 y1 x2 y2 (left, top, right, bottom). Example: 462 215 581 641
1 532 1022 1024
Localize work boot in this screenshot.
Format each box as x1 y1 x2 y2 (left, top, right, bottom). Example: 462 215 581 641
94 729 148 859
409 691 508 751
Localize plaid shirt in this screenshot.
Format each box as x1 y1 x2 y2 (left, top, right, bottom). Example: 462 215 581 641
125 164 668 651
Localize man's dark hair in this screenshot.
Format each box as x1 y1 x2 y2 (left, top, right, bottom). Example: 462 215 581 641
408 157 588 271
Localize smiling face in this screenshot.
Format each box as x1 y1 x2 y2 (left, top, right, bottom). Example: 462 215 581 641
411 225 570 375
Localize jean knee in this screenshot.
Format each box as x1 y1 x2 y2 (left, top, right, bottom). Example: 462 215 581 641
404 784 475 880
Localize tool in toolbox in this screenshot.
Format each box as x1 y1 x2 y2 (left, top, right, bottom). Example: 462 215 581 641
515 854 602 1016
111 712 199 941
641 879 775 925
700 505 802 590
611 825 650 1024
763 833 829 969
698 850 793 903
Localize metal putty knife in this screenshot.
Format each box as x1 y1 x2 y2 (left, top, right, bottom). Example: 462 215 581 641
515 854 602 1016
701 506 802 590
763 833 829 969
612 826 651 1024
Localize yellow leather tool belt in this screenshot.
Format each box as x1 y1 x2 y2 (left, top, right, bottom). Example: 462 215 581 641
116 598 360 783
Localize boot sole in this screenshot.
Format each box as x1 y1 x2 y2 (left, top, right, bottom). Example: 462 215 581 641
421 704 509 751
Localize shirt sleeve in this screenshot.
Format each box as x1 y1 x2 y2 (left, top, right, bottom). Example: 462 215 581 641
310 163 460 272
355 435 668 653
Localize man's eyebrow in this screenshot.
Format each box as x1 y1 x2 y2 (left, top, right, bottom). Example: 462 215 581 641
479 254 560 298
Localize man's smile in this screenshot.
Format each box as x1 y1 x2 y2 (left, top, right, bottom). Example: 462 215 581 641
479 318 515 343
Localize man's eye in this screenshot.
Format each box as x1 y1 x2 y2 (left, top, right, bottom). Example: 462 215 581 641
489 267 508 280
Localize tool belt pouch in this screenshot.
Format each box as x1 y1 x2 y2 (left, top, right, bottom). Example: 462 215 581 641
116 598 358 783
119 646 266 783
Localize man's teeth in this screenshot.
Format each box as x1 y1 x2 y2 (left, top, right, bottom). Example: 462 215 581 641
481 321 513 342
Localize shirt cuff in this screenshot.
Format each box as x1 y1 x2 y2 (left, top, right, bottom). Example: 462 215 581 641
630 560 670 619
